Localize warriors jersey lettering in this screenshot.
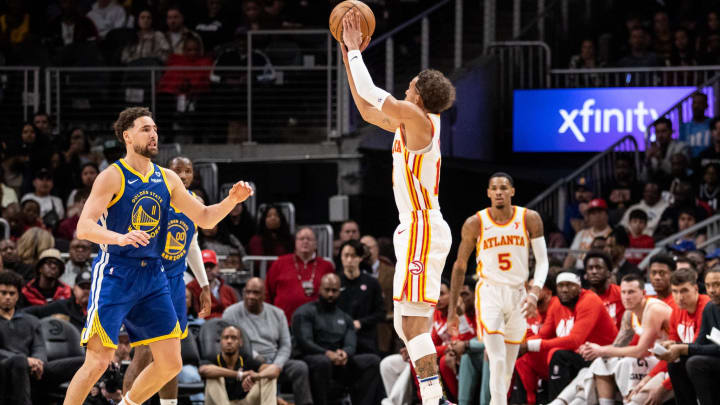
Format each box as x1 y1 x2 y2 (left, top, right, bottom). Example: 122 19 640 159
476 206 529 287
100 159 171 258
391 113 441 215
162 190 197 277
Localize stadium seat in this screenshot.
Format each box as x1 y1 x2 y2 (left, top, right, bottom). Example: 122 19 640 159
178 329 205 399
40 316 84 361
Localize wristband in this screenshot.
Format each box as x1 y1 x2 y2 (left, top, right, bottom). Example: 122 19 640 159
236 370 244 380
527 339 542 352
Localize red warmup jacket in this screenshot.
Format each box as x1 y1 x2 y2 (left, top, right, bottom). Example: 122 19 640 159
534 289 618 353
431 309 476 357
187 278 238 319
648 294 711 390
22 278 72 306
595 284 625 330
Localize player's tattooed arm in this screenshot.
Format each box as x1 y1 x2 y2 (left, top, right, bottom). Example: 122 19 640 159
525 209 545 239
448 214 480 332
613 311 635 347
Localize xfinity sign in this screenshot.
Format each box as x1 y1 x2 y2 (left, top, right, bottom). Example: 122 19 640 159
513 87 697 152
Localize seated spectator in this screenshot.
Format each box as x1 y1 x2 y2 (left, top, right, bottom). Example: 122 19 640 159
667 27 697 66
679 92 712 157
120 9 171 64
517 271 617 404
379 347 413 405
644 118 690 180
59 237 92 286
564 198 612 270
336 240 384 355
198 325 278 405
563 176 593 242
20 200 46 233
65 162 98 209
86 0 130 39
590 235 606 251
677 206 707 246
248 205 293 256
621 182 669 237
699 33 720 65
16 227 55 266
21 248 71 307
64 128 97 174
198 224 246 258
666 267 720 405
616 26 660 67
605 156 642 224
187 249 238 318
695 117 720 171
4 123 52 190
628 269 711 405
625 209 655 265
698 163 720 213
569 38 604 68
584 251 626 328
20 168 65 228
0 0 32 53
360 234 396 353
265 227 334 323
236 0 277 33
45 0 98 48
292 273 383 405
157 36 213 96
219 202 255 248
0 238 33 282
164 6 203 55
56 188 89 241
604 227 641 283
0 166 18 209
0 270 83 404
194 0 234 56
651 11 673 62
23 269 90 331
647 254 676 306
655 180 708 240
334 220 361 269
556 274 672 404
223 277 312 405
3 203 25 241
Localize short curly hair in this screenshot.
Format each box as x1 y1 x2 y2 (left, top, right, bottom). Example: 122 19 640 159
415 69 456 114
113 107 153 144
0 270 23 292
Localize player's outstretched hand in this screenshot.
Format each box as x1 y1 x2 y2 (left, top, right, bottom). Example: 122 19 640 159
447 312 459 338
340 35 371 64
227 181 254 204
198 286 212 319
117 230 150 248
342 10 363 51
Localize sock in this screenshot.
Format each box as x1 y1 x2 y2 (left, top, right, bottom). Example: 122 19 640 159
159 400 178 405
120 394 139 405
418 375 443 405
598 399 615 405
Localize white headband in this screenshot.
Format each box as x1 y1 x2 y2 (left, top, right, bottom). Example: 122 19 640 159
556 272 581 286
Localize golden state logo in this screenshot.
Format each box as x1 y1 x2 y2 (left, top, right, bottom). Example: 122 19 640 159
163 219 189 261
130 190 163 238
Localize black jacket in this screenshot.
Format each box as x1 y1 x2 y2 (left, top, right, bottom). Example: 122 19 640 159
292 300 356 356
0 311 46 361
23 294 86 332
337 272 385 354
689 301 720 357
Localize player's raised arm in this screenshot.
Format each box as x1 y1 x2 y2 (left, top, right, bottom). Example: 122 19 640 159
165 169 253 229
447 214 480 334
77 166 150 247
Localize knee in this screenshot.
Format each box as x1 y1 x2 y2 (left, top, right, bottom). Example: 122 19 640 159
310 355 332 372
290 360 309 378
156 352 183 377
685 356 706 377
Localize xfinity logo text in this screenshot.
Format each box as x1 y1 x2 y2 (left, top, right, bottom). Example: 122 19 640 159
559 99 659 142
513 87 701 152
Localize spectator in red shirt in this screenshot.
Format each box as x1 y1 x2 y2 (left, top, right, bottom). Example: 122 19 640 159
21 248 71 307
583 251 625 329
516 271 617 403
626 209 655 265
157 36 212 96
248 205 294 256
265 227 334 323
648 253 677 308
628 268 710 405
187 249 238 319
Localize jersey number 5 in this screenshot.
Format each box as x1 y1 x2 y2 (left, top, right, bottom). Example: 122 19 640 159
498 253 512 271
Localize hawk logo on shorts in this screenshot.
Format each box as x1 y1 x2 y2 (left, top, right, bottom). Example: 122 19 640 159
409 260 425 275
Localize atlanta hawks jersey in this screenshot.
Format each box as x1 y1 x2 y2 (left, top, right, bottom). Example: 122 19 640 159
476 206 529 287
391 113 441 215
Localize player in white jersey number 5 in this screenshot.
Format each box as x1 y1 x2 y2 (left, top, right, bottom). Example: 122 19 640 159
341 10 456 405
448 173 549 405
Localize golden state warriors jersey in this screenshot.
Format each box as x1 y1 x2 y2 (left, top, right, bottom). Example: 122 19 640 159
391 113 442 216
476 206 529 287
101 159 171 259
162 190 197 277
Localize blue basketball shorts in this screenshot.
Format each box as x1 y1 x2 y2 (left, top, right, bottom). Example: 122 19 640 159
166 272 188 339
81 251 181 348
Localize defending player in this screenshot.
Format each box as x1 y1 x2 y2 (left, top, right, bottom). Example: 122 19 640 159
121 156 212 405
447 173 549 405
341 10 456 405
63 107 254 405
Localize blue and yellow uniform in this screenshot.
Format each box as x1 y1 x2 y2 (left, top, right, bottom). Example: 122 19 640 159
161 189 197 339
81 159 181 348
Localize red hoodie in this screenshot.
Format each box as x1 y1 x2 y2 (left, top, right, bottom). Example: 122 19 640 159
22 278 71 306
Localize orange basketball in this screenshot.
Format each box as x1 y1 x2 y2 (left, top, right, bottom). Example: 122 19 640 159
329 0 376 43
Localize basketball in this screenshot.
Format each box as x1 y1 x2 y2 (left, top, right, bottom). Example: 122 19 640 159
329 0 376 43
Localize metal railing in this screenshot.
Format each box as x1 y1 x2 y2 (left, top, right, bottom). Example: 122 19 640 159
644 73 720 149
638 214 720 269
0 67 40 133
527 135 640 229
551 66 720 88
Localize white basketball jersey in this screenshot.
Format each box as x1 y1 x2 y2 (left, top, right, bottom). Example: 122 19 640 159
476 206 530 287
391 113 442 216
